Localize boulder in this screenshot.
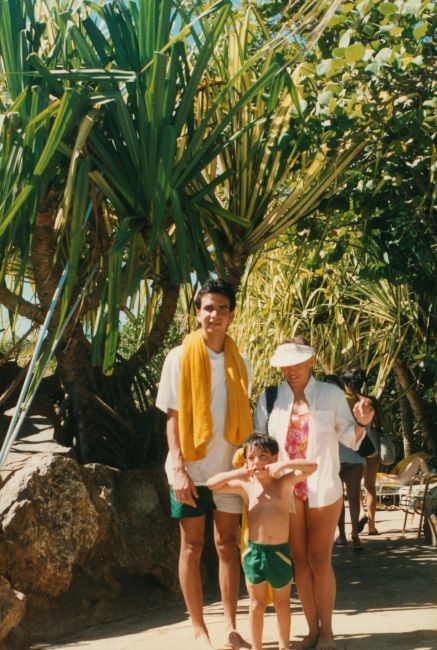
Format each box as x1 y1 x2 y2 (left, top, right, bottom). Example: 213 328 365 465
80 464 178 591
0 577 26 642
0 453 99 597
0 451 179 643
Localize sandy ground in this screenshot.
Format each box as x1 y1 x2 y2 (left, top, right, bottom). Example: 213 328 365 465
32 509 437 650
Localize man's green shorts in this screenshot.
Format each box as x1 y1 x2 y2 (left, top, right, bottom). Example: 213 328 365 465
242 540 293 590
169 486 216 519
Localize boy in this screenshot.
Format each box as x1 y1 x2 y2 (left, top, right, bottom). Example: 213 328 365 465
206 434 317 650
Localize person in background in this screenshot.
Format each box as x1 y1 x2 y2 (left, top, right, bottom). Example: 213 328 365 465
340 367 382 536
324 375 365 550
156 278 252 650
254 339 374 650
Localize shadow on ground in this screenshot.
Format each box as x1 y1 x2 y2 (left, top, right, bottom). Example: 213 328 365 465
332 518 436 613
332 630 436 650
31 513 437 649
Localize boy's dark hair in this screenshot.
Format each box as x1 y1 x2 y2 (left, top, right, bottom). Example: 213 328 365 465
243 433 279 457
340 367 366 392
194 278 236 311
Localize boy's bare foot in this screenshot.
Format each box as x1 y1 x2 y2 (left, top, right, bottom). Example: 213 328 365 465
315 633 336 650
227 630 251 649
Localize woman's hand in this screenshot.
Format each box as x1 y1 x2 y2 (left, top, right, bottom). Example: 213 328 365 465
353 396 375 426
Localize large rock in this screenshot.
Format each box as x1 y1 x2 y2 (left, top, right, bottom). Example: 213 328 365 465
0 451 179 644
0 577 26 643
79 463 179 591
0 453 100 597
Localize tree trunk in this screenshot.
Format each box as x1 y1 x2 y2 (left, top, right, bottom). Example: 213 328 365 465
394 360 436 454
394 373 414 457
10 190 171 469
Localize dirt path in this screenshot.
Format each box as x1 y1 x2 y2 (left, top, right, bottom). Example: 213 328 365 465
32 509 436 650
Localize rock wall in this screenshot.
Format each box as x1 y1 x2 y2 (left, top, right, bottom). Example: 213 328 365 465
0 453 179 647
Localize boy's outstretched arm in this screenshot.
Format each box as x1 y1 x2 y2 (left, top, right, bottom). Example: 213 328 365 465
266 458 318 479
206 467 250 493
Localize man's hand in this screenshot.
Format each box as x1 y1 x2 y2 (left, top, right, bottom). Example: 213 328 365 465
353 396 375 427
173 467 198 507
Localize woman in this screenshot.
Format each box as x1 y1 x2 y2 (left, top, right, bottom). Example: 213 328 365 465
377 455 430 485
253 338 374 650
340 367 382 535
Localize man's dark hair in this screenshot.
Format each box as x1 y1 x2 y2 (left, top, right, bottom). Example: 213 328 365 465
194 278 236 311
243 433 279 457
340 367 366 392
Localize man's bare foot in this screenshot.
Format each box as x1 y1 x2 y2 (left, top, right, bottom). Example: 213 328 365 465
227 630 251 649
315 633 336 650
194 628 215 650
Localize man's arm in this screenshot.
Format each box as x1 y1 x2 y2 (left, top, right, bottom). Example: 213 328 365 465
266 458 318 480
205 467 249 494
166 408 198 507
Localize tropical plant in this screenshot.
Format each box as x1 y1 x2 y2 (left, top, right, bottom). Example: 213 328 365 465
231 232 436 452
1 0 366 467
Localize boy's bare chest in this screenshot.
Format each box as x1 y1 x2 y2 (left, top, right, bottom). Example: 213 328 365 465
248 482 285 506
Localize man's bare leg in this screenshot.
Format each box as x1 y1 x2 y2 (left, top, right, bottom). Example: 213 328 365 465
213 510 250 649
179 516 214 649
272 583 292 650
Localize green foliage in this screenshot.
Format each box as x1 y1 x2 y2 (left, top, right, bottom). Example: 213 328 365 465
119 312 184 407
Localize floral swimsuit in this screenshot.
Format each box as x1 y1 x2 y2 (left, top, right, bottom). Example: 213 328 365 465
285 412 309 500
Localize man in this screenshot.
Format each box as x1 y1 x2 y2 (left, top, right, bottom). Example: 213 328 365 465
156 278 252 650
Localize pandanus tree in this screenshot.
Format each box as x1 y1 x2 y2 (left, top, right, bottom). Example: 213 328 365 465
0 0 377 468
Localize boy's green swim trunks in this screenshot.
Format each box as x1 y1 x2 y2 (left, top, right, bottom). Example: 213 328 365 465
242 540 293 590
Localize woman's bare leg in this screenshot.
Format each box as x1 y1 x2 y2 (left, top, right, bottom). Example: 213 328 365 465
363 455 379 533
397 457 430 484
307 497 343 650
289 499 319 649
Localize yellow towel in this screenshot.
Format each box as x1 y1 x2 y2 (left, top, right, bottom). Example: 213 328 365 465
178 329 252 461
